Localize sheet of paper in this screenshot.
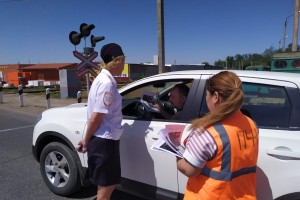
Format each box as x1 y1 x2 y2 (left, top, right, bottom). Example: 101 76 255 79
140 90 159 113
150 124 188 158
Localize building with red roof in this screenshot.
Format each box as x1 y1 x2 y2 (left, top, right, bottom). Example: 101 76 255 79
19 63 77 85
0 64 33 86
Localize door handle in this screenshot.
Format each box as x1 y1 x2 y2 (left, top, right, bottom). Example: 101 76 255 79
266 149 300 159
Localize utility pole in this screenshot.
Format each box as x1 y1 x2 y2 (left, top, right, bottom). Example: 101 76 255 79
157 0 165 73
292 0 300 51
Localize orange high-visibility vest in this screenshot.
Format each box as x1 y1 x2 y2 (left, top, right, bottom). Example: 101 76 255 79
184 111 258 200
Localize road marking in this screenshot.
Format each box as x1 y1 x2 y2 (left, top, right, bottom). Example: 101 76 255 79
0 125 35 133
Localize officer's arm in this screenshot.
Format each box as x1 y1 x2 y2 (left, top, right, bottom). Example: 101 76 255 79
85 112 104 140
82 112 103 144
176 157 202 177
76 112 104 153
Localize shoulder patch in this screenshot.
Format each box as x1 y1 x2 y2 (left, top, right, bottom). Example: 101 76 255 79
103 92 114 107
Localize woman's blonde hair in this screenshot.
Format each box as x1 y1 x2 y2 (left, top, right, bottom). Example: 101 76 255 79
190 71 244 130
99 55 125 70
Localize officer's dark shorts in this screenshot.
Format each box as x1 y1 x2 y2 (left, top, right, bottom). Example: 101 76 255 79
87 136 121 186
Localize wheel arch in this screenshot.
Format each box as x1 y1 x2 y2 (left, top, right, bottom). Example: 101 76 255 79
35 131 75 162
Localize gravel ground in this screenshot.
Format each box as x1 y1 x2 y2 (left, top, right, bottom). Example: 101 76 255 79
0 92 87 116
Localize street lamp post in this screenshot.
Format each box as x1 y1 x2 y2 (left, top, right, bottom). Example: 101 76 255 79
283 1 300 52
283 14 293 52
280 36 288 51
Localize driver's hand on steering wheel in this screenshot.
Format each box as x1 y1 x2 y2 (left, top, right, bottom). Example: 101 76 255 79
153 103 163 112
153 102 173 119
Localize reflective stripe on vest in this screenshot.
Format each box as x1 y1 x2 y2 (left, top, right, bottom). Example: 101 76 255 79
201 122 256 181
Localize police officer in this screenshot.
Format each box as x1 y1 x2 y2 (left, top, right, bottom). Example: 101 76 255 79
76 43 125 200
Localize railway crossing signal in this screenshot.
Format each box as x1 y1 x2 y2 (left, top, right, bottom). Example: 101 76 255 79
73 51 99 77
69 23 105 87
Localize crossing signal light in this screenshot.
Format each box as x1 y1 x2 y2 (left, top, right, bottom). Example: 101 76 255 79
80 23 95 38
69 23 104 47
91 35 105 47
69 31 83 45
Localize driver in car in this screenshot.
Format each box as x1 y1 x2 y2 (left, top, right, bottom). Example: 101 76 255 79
154 83 189 120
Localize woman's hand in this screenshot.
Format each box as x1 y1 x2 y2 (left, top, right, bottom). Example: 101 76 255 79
177 157 202 177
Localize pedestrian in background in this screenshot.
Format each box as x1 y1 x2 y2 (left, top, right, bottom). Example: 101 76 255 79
76 43 125 200
177 71 259 200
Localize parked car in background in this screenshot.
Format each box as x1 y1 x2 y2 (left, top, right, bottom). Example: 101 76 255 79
32 70 300 200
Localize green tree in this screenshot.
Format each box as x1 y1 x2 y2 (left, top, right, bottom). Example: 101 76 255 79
262 46 276 66
214 59 226 68
226 56 234 69
285 43 300 52
234 54 244 70
213 46 278 70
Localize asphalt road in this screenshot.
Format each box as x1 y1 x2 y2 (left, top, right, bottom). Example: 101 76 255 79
0 108 145 200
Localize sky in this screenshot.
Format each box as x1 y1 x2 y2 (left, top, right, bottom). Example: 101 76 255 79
0 0 297 65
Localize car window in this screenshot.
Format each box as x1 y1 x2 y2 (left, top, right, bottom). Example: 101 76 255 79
122 79 193 121
274 60 287 69
292 59 300 68
199 82 292 129
242 83 291 128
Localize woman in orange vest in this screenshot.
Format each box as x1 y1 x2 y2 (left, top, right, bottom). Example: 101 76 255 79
177 71 259 200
